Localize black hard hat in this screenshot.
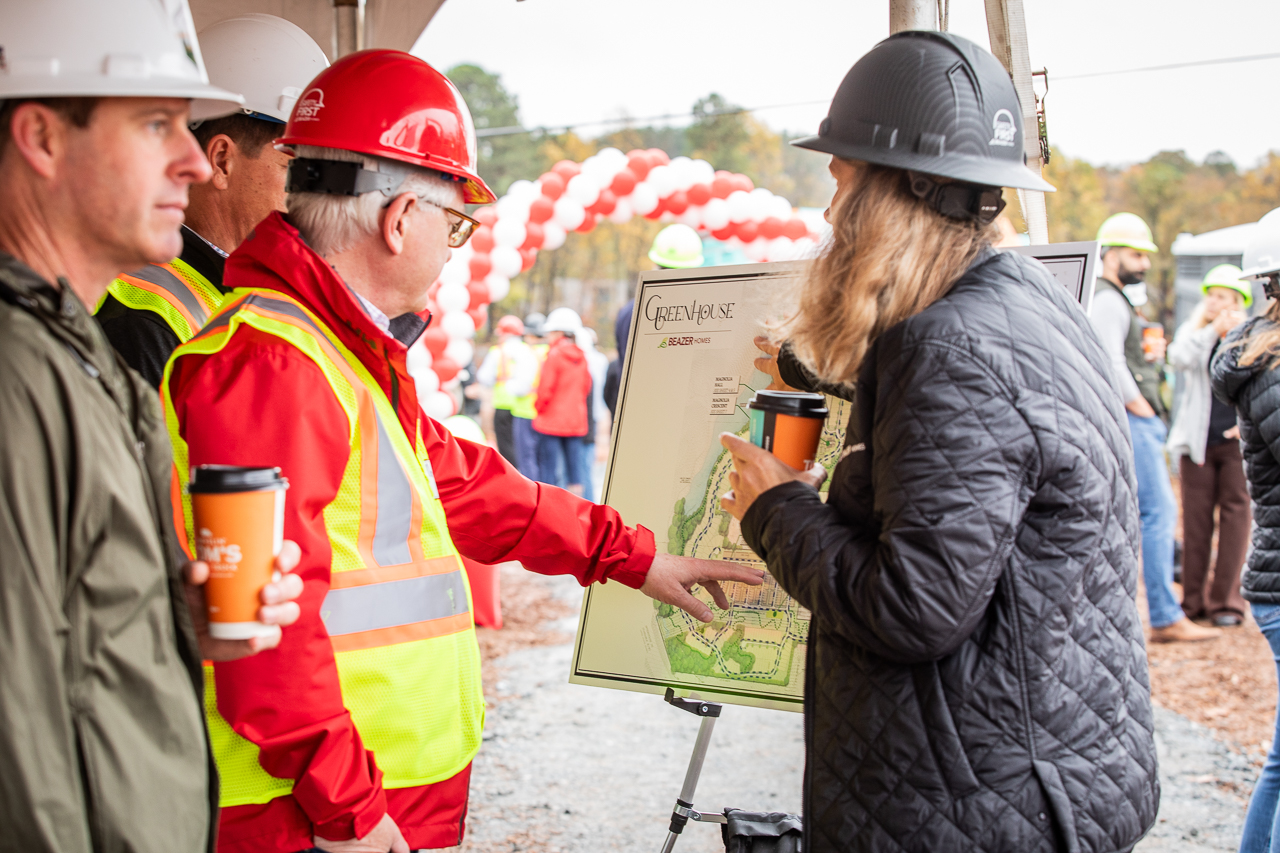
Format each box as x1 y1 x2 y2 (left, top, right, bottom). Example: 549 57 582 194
523 312 546 336
792 30 1054 193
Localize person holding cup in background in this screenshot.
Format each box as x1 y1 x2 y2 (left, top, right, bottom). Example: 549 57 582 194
719 31 1157 853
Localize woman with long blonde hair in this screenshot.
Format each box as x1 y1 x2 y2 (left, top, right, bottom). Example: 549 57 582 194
720 31 1157 853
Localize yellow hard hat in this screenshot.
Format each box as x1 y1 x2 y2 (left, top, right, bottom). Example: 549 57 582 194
649 224 704 269
1201 263 1253 307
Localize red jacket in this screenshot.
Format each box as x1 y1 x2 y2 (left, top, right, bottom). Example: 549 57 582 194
166 213 654 853
533 335 591 436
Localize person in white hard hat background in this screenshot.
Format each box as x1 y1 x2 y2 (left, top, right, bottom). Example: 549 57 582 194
1090 212 1220 643
1212 207 1280 853
95 14 328 388
533 307 593 496
1167 264 1251 627
0 1 304 850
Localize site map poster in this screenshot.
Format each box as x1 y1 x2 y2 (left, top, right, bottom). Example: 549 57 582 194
570 261 849 712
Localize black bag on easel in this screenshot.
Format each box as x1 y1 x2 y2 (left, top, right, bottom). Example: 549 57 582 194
720 810 803 853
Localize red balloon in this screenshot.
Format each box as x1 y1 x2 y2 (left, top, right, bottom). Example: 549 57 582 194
710 226 734 241
468 253 492 280
759 216 785 240
474 206 498 227
687 183 712 206
552 159 581 181
711 176 735 199
589 187 617 216
576 213 597 233
627 149 653 180
433 356 459 383
538 172 565 200
521 221 545 250
467 307 488 331
470 225 494 254
519 247 538 271
733 174 755 193
528 196 555 224
421 324 449 358
644 197 666 220
647 148 670 165
734 220 760 242
783 217 809 240
610 168 638 197
467 280 490 309
665 190 689 216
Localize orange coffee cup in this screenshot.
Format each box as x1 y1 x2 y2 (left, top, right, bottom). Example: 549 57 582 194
747 390 829 470
189 465 289 640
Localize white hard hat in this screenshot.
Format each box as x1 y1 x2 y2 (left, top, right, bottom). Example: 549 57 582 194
544 307 583 334
649 223 705 269
1243 208 1280 280
0 0 241 105
190 15 329 125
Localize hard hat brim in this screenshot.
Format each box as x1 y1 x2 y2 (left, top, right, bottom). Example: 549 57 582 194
649 249 705 269
1099 238 1159 254
0 77 244 105
1201 282 1253 307
790 134 1056 193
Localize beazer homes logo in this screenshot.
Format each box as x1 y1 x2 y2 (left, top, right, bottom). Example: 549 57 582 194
293 88 325 121
658 335 713 348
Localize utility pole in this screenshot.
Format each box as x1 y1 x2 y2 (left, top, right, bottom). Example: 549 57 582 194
984 0 1050 244
889 0 937 34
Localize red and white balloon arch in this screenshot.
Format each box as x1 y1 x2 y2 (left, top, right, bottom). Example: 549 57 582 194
408 147 823 421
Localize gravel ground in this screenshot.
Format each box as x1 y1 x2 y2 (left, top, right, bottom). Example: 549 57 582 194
461 570 1261 852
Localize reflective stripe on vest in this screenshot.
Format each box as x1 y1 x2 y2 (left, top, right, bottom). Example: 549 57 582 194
103 258 224 343
511 343 547 420
161 288 482 807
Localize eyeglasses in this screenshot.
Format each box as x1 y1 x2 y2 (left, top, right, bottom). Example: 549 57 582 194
419 198 479 248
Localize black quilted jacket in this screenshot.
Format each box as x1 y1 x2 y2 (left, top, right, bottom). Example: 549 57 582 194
1211 317 1280 603
742 250 1158 852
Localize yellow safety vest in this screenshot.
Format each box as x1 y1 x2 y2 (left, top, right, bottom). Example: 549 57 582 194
102 257 225 343
491 341 537 417
512 343 548 421
160 288 483 807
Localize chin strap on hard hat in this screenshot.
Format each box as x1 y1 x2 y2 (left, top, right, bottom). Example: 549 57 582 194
907 172 1006 226
286 157 419 198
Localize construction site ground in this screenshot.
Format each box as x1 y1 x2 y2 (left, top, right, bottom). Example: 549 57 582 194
458 562 1274 852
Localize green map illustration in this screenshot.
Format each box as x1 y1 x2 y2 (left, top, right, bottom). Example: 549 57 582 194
657 389 851 687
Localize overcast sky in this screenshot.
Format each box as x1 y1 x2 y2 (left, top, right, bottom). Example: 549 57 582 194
414 0 1275 170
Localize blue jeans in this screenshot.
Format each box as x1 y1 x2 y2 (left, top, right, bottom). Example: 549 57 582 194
1242 603 1280 852
579 440 595 502
1128 413 1183 628
535 433 586 489
512 416 539 481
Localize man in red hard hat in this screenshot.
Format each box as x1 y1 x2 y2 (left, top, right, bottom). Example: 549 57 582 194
161 50 760 853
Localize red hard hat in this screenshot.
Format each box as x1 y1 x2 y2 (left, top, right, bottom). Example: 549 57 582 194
496 314 525 336
277 49 495 204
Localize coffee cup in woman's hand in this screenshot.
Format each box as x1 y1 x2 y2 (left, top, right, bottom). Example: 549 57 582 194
719 432 826 520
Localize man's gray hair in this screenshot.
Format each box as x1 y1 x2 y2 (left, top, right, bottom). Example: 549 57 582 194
287 145 462 257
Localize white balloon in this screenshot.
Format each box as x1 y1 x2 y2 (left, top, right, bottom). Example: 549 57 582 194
743 239 769 262
768 195 795 220
495 194 532 221
669 156 698 191
646 165 676 198
450 242 474 264
436 281 470 313
727 190 753 223
701 198 730 231
766 236 795 261
566 174 600 207
597 146 626 163
677 204 703 229
692 159 716 184
422 390 455 421
489 245 523 279
484 272 511 302
541 220 567 250
608 198 633 224
793 236 819 258
506 179 539 200
414 367 440 401
441 310 476 340
444 337 474 368
748 188 774 222
630 182 659 216
552 196 586 230
406 338 433 376
439 256 470 288
492 217 526 248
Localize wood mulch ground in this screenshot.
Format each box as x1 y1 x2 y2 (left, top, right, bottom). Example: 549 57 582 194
473 563 575 707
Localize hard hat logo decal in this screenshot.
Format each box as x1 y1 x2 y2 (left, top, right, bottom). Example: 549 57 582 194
989 109 1017 148
293 88 325 122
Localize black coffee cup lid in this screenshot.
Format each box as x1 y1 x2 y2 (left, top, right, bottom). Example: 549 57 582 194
748 390 828 417
188 465 288 494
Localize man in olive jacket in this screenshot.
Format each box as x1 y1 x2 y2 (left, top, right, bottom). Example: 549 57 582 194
0 5 302 852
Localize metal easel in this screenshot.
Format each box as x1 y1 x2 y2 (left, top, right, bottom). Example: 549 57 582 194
658 688 728 852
